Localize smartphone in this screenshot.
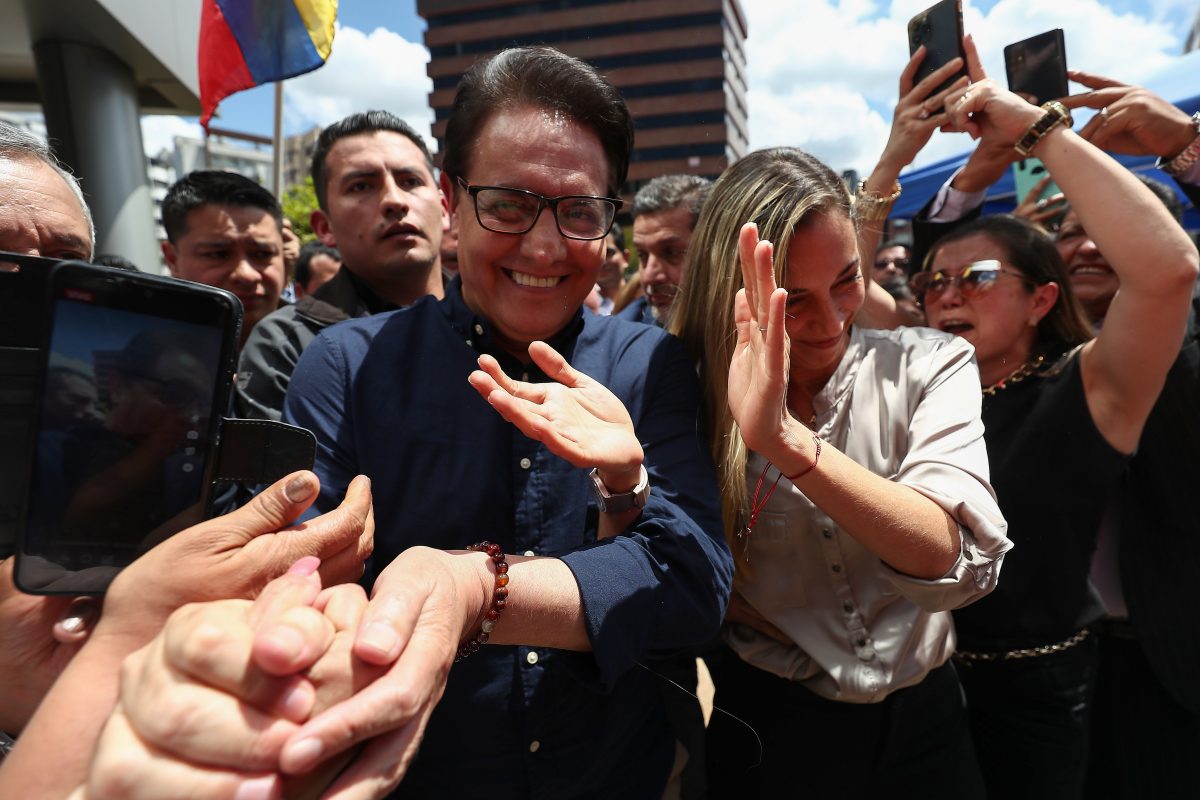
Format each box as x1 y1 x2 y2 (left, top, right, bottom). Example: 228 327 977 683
1005 29 1068 105
0 252 61 561
15 261 240 594
1012 158 1065 225
908 0 967 95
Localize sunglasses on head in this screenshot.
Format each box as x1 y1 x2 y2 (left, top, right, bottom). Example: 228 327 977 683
908 260 1035 308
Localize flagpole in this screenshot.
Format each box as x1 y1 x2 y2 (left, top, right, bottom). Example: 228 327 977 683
272 81 284 195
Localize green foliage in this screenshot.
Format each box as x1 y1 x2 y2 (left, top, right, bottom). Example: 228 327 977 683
281 176 318 242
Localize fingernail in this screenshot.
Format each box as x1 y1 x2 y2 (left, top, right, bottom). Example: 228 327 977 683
283 738 324 772
234 775 277 800
283 474 317 504
358 622 398 659
278 681 315 721
287 556 321 576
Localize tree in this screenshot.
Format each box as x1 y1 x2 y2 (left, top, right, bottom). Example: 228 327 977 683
280 176 318 242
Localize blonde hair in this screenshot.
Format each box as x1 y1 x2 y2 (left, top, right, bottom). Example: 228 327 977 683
669 148 852 536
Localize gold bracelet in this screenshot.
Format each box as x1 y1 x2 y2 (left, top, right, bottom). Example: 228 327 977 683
854 179 901 223
1014 101 1073 158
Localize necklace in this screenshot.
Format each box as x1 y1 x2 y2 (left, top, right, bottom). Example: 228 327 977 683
983 354 1045 396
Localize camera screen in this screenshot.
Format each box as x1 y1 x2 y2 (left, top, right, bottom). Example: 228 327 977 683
21 294 225 587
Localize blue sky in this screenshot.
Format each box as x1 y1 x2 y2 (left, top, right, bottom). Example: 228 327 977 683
144 0 1198 176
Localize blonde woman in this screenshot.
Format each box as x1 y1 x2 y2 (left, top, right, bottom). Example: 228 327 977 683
669 147 1009 797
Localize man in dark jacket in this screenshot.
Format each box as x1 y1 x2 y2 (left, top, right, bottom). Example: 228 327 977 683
236 111 448 420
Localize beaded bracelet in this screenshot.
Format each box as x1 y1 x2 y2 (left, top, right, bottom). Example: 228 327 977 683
455 541 509 662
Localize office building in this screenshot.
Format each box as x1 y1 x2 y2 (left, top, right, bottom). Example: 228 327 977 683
416 0 749 196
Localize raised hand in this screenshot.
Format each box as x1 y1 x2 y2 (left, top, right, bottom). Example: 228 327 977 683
875 45 970 175
727 223 794 463
1062 70 1198 158
1012 174 1067 229
468 341 643 490
941 35 1043 145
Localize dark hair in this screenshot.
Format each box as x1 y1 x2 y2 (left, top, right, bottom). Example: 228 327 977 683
161 171 282 244
441 47 633 196
1138 175 1183 224
925 214 1093 354
310 111 433 211
92 253 140 272
608 220 624 244
632 174 713 227
876 240 911 256
295 241 341 288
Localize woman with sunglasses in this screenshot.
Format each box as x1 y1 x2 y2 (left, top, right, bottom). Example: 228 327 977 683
669 143 1009 796
913 50 1199 799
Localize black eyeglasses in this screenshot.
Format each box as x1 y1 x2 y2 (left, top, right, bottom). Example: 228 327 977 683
874 256 911 270
456 177 621 241
908 260 1036 308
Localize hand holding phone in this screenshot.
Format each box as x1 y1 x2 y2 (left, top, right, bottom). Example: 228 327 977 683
908 0 968 95
1004 29 1068 105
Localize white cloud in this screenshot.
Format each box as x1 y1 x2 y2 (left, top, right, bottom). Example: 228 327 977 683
140 115 203 157
744 0 1190 175
282 25 435 151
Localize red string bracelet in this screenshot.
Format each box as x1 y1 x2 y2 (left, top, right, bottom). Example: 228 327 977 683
455 541 508 662
735 434 822 563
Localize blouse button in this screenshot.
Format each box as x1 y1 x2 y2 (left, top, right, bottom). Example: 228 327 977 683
474 323 484 335
523 550 535 557
519 457 532 469
822 528 833 539
529 740 541 753
526 651 539 665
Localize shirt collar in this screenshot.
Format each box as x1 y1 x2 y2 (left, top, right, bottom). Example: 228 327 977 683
439 275 586 377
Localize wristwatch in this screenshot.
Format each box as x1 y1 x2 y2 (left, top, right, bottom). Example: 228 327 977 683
1156 111 1200 177
589 465 650 513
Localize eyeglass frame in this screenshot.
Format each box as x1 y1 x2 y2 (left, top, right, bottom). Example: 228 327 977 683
873 255 911 270
908 260 1038 308
455 177 623 242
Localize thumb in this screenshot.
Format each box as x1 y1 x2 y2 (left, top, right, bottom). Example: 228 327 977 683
271 474 374 574
529 341 584 388
220 470 321 547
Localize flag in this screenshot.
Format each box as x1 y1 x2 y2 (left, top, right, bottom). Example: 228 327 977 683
199 0 337 129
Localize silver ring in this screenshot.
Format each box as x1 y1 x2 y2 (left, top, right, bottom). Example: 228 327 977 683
1035 198 1049 211
1099 106 1109 120
918 108 931 120
758 326 769 332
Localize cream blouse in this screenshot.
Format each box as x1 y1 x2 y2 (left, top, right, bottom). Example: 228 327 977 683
726 325 1011 703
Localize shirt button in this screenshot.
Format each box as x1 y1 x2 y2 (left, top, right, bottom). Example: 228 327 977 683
842 602 854 614
522 550 535 557
822 528 833 539
519 457 532 470
521 371 530 382
831 564 842 573
474 323 483 335
526 651 539 665
465 339 473 347
529 740 540 753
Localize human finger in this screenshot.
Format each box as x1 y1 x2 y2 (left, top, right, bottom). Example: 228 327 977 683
528 341 585 389
963 34 986 82
1067 69 1126 91
82 708 281 800
764 286 789 380
160 601 315 722
1024 175 1053 204
899 45 925 95
918 75 969 121
738 222 760 319
752 239 777 327
472 354 547 404
120 639 303 770
1060 85 1127 111
1030 194 1067 223
910 56 964 104
275 475 374 588
1076 105 1113 144
314 583 371 632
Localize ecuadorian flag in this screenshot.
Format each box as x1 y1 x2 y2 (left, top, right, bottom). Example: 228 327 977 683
199 0 337 129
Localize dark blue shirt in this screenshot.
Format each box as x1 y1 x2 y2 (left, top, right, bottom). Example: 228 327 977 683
615 295 659 326
284 277 731 798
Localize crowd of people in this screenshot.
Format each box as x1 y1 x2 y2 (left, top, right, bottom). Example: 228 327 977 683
0 30 1198 800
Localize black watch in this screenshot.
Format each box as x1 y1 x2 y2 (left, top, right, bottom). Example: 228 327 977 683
589 465 650 513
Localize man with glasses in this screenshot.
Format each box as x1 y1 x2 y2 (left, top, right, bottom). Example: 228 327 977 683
267 47 729 797
236 111 448 420
872 241 913 284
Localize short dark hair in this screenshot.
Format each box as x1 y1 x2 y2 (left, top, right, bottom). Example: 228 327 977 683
441 47 633 197
925 214 1093 355
310 111 433 211
161 171 282 244
1138 175 1183 224
632 174 713 227
295 240 341 288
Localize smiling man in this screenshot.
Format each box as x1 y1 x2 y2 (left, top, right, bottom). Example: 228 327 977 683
235 112 448 420
160 171 285 346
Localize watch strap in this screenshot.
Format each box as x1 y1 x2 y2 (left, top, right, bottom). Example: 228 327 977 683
589 464 650 514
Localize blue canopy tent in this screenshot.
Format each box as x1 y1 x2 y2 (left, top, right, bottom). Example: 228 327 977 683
893 52 1200 230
